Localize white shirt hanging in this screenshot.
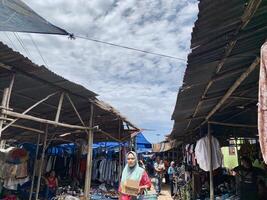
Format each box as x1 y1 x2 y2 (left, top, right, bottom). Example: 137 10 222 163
195 135 222 171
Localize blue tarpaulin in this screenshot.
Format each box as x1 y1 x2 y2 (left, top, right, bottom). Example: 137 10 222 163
136 133 151 149
0 0 68 35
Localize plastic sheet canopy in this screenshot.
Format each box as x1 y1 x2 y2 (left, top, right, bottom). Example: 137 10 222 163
0 0 68 35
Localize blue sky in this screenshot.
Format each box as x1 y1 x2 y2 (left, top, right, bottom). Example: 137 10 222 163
0 0 198 143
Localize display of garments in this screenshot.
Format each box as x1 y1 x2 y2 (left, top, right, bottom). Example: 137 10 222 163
46 156 53 172
16 162 28 179
3 176 29 190
258 42 267 164
195 135 222 171
92 158 121 185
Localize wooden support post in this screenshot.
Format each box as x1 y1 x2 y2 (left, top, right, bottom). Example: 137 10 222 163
55 92 65 124
29 134 41 200
208 123 214 200
6 74 15 109
0 88 9 139
84 104 94 199
35 125 48 200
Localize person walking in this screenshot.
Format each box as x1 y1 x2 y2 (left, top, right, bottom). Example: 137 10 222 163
168 161 176 196
119 151 151 200
154 156 165 195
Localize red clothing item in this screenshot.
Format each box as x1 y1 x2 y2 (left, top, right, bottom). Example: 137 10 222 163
47 177 57 189
119 171 151 200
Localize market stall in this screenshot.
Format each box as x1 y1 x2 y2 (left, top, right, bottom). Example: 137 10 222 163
0 41 139 199
170 0 267 199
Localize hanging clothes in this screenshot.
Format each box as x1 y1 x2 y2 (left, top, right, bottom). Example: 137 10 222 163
258 42 267 164
46 156 53 173
195 135 222 171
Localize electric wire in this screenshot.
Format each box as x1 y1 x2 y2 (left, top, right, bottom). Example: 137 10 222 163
13 32 32 58
3 32 18 51
74 34 187 62
28 34 49 67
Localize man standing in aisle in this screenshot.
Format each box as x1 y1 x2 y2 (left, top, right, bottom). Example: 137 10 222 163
154 156 165 195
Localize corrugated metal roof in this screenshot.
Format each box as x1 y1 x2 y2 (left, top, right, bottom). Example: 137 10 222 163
0 41 139 143
171 0 267 140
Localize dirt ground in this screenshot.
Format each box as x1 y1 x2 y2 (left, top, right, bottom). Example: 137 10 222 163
158 183 173 200
150 178 173 200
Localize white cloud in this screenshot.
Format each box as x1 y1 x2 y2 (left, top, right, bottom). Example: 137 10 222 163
0 0 198 143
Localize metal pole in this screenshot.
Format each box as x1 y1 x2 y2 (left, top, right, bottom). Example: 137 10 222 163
208 123 214 200
35 125 48 200
29 134 41 200
84 104 94 199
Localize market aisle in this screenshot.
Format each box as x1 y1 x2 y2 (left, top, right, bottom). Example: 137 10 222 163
158 184 173 200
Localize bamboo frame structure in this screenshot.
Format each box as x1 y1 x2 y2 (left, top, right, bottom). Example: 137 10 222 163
185 0 262 130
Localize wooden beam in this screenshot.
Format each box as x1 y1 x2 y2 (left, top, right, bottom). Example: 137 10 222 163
84 104 94 199
230 96 257 101
6 123 44 134
0 63 13 71
208 123 214 200
29 134 41 200
66 93 86 128
55 92 65 124
6 74 15 108
2 92 59 132
205 57 259 121
3 110 92 130
209 121 257 128
98 129 122 142
0 88 9 139
0 88 60 111
35 125 48 200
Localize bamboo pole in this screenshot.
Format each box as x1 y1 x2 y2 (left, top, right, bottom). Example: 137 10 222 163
66 93 87 128
208 123 214 200
0 88 9 139
55 92 65 124
205 57 260 120
209 121 257 128
3 110 92 130
2 92 59 131
6 74 15 109
84 104 94 199
29 134 41 200
35 125 48 200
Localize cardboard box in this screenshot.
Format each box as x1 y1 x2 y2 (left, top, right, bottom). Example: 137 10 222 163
122 179 139 196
